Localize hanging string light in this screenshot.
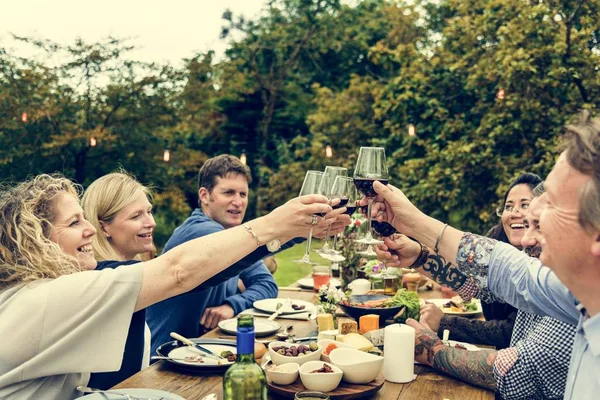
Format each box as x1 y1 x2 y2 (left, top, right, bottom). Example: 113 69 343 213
496 89 505 100
325 144 333 158
240 151 247 165
163 148 171 162
408 124 416 137
89 137 97 147
21 112 28 123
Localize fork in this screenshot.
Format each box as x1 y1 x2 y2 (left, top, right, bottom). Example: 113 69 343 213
76 385 163 400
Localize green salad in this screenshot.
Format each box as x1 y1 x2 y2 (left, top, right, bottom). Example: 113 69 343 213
385 289 420 323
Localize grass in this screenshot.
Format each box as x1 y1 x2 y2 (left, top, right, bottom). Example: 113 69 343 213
272 239 333 287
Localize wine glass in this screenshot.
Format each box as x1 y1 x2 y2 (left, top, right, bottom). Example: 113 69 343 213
321 176 357 262
353 147 389 256
294 170 325 265
315 166 347 255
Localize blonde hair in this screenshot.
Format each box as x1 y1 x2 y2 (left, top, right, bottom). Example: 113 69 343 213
0 174 83 287
82 171 152 261
563 110 600 234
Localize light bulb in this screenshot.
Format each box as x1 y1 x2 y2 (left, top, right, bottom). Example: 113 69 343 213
408 124 416 136
325 145 333 158
90 137 97 147
163 149 171 162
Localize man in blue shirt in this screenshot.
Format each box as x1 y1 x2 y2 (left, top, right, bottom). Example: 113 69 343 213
369 111 600 399
147 155 280 355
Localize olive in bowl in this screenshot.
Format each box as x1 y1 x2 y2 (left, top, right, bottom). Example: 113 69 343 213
268 341 323 366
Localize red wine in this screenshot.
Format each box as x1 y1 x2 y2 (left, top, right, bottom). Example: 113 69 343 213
353 178 389 198
332 197 349 210
344 205 357 215
372 221 397 237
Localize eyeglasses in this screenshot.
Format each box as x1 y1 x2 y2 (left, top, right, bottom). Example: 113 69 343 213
496 202 530 217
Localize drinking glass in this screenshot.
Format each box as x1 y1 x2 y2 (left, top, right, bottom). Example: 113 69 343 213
315 166 347 255
294 170 325 265
312 265 332 293
353 147 389 255
321 176 357 261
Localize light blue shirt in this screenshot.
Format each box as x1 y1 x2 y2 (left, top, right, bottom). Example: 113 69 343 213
455 234 599 400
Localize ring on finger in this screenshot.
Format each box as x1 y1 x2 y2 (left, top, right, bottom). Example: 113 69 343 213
310 215 319 225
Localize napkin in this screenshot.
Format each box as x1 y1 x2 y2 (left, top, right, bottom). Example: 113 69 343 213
383 323 417 383
240 308 312 321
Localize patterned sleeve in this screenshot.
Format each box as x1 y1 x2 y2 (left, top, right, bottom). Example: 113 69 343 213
493 316 576 399
438 311 517 349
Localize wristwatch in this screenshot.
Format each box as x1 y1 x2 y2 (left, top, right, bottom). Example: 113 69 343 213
266 238 281 252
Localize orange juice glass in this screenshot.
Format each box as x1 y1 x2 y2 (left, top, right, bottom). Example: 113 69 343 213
312 265 331 292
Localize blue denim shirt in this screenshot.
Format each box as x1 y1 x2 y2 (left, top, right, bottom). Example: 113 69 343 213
455 233 599 400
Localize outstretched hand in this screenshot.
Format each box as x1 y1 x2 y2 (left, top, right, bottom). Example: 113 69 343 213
374 234 421 268
267 194 332 240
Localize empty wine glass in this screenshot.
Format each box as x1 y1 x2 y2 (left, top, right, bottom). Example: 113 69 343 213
315 166 347 255
294 170 325 265
353 147 389 256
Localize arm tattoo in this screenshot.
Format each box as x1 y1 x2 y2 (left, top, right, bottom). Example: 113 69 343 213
414 329 444 365
433 347 498 391
419 253 468 290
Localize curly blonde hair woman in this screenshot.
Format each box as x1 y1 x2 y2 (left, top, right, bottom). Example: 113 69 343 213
82 172 154 262
0 173 340 400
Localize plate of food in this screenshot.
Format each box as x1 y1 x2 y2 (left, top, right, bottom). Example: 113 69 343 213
253 298 315 315
338 289 421 323
297 277 341 290
155 338 238 373
424 297 482 316
446 340 481 351
219 318 281 337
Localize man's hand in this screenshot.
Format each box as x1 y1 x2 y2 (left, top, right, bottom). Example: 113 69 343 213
374 234 421 268
200 304 235 330
419 302 444 333
406 318 445 367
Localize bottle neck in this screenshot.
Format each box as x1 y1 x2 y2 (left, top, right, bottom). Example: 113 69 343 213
236 328 255 362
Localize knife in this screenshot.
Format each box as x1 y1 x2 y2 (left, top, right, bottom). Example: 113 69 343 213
170 332 226 361
268 299 291 321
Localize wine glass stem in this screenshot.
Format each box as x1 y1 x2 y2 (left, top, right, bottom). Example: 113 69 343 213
303 227 314 261
323 224 332 249
332 232 340 250
366 198 374 239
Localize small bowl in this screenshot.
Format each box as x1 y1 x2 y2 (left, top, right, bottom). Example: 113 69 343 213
329 348 383 384
317 339 355 363
268 341 323 366
266 362 300 385
299 361 343 392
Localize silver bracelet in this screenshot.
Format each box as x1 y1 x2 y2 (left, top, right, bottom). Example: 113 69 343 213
243 224 261 247
434 223 448 253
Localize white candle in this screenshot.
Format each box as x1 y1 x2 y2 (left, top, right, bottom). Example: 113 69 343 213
383 323 417 383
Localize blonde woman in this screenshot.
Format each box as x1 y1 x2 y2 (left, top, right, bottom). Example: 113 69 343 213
0 174 344 400
81 172 157 389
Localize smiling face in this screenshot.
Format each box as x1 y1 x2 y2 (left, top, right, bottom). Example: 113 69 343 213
199 173 249 229
522 195 545 258
539 152 595 281
49 192 98 270
101 192 156 260
500 184 534 248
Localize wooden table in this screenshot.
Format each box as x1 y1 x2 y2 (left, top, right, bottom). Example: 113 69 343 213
114 285 493 399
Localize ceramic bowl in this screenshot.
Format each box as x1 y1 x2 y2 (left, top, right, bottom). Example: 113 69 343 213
317 339 355 363
299 360 343 392
329 348 383 384
268 341 323 366
265 362 300 385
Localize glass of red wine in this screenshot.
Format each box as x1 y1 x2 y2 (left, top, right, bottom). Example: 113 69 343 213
294 170 325 265
315 166 347 256
353 146 389 256
321 176 357 261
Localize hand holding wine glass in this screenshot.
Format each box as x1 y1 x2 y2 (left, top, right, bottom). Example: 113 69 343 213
315 166 347 255
294 170 325 265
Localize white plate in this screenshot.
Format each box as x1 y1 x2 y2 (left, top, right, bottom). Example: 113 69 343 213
81 388 185 400
168 343 237 367
218 318 281 337
297 277 341 289
253 298 315 315
424 298 482 316
447 340 481 351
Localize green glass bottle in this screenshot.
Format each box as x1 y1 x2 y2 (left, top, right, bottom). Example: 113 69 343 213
223 315 267 400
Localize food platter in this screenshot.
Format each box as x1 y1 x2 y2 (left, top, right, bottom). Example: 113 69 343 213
218 318 281 337
253 298 315 315
267 370 385 399
155 338 237 373
425 298 482 317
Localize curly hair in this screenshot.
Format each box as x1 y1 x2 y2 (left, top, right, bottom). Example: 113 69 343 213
563 110 600 234
0 174 82 287
82 171 152 261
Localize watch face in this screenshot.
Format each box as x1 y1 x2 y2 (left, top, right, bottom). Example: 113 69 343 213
267 239 280 252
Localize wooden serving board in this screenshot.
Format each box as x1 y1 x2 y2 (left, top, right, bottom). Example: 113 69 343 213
267 371 385 399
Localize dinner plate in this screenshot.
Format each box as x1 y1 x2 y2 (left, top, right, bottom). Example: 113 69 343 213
424 298 482 316
155 338 237 373
447 340 481 351
81 388 185 400
297 277 341 289
219 318 281 337
253 298 315 315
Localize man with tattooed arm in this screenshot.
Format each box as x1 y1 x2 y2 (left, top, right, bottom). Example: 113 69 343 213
367 111 599 400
